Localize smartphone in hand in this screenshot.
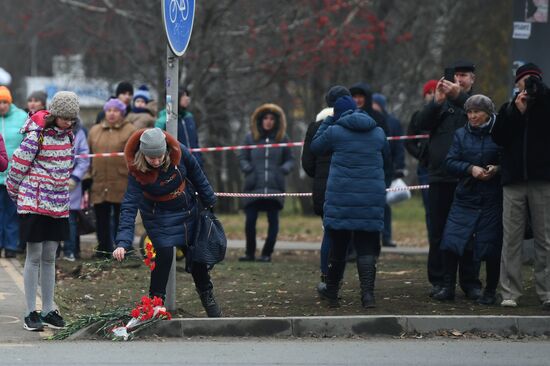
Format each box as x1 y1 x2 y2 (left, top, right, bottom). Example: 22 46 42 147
444 67 455 82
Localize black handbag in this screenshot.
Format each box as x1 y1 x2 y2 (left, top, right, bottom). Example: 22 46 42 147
189 207 227 268
77 207 96 235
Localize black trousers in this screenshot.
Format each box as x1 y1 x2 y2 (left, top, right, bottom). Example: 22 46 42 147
327 229 381 261
94 202 120 254
441 249 486 292
150 246 211 298
427 182 481 291
244 200 280 257
427 182 456 286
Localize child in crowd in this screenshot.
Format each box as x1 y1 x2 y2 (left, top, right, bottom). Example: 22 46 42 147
7 91 79 331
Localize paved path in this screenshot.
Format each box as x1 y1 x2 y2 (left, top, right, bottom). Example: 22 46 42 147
0 258 52 342
80 235 429 254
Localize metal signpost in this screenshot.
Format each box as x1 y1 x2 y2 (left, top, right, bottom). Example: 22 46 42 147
161 0 196 312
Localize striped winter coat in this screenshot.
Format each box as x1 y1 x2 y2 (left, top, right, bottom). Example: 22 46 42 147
6 110 74 218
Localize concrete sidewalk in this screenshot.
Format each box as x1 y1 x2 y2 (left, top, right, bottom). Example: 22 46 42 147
80 235 429 255
0 258 52 341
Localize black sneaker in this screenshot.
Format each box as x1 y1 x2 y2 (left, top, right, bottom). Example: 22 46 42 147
41 310 65 329
24 311 44 331
4 249 17 258
256 255 271 263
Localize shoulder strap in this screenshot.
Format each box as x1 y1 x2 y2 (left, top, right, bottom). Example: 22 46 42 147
36 130 44 155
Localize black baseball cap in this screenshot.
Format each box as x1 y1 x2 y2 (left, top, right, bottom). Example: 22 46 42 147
452 60 476 73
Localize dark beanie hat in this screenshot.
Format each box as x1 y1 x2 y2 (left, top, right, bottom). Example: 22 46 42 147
325 85 351 107
115 81 133 96
515 62 543 83
372 93 387 111
333 95 357 120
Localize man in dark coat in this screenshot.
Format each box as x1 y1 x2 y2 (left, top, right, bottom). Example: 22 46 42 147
302 85 350 293
405 80 438 236
349 83 393 256
416 60 482 299
349 83 390 136
491 63 550 309
372 93 406 248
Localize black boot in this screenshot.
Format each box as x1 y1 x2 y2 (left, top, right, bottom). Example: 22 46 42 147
316 274 327 295
477 288 496 305
357 255 377 308
318 260 346 308
433 273 455 301
197 282 222 317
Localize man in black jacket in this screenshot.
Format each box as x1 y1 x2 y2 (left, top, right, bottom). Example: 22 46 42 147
349 83 393 251
373 93 406 248
302 85 350 293
349 82 390 137
416 60 482 299
405 79 438 236
491 63 550 309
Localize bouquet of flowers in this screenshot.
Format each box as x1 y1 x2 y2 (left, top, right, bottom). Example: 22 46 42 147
143 237 156 271
111 296 171 340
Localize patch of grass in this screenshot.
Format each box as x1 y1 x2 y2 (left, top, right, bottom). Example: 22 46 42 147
218 195 429 247
53 248 547 322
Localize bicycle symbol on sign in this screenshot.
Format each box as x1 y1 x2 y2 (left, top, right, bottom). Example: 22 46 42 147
169 0 190 23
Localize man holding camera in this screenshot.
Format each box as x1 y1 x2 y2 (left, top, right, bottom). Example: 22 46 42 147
416 60 482 299
491 63 550 309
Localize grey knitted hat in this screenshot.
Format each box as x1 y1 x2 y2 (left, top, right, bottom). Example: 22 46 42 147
140 128 167 157
49 91 79 119
464 94 495 115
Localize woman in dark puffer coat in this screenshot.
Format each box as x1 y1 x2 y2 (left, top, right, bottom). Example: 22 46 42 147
311 96 390 308
113 128 221 317
238 103 295 262
434 95 503 305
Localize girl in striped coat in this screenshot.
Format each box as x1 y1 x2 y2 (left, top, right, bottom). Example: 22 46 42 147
6 91 79 332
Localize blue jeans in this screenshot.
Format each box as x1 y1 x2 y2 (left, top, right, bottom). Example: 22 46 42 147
63 210 78 256
0 185 19 251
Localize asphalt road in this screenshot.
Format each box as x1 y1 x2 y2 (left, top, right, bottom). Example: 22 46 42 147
1 339 549 365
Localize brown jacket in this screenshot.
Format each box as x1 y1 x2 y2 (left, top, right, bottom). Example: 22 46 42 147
126 111 156 129
88 119 137 204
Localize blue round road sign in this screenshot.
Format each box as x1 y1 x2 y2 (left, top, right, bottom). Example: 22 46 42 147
162 0 195 57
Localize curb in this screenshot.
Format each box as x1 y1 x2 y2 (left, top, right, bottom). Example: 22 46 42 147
70 315 550 339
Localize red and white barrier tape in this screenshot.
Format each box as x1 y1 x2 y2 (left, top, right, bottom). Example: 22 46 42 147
214 185 429 198
75 134 429 159
387 134 429 141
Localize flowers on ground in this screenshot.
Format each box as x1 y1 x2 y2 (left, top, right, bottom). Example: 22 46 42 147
111 295 172 340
